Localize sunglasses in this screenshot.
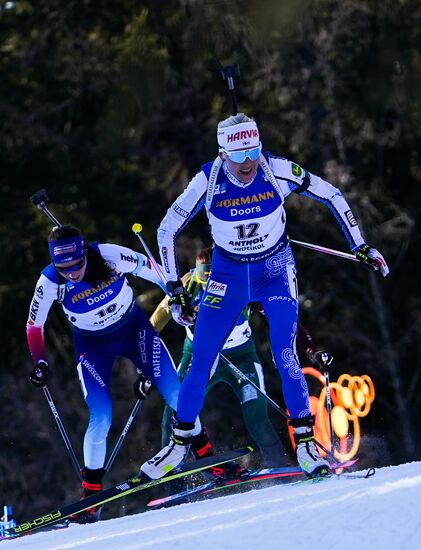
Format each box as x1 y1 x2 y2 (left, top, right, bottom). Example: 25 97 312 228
55 256 86 274
223 145 261 163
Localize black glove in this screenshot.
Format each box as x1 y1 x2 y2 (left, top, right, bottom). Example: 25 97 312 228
166 280 195 326
30 360 49 388
354 244 389 277
133 373 153 400
309 350 334 371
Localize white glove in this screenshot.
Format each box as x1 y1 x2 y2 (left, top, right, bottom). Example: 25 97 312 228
355 244 389 277
166 280 195 327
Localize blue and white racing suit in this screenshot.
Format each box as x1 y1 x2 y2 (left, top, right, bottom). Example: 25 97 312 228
27 243 200 469
157 154 365 424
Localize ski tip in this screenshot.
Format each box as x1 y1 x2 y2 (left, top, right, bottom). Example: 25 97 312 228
132 223 143 234
329 457 359 471
246 445 254 453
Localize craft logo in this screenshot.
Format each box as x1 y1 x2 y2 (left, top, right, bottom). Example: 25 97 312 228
291 163 302 177
268 295 296 305
207 280 227 296
345 210 357 227
227 129 258 142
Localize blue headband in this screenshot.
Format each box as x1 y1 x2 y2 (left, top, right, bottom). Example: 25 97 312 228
48 235 86 264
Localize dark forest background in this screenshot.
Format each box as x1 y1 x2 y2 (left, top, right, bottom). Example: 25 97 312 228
0 0 420 521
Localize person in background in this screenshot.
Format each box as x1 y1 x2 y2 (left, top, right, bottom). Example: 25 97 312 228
151 247 288 473
26 224 208 521
140 112 388 481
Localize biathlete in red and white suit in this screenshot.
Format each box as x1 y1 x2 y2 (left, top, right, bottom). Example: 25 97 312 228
140 113 389 480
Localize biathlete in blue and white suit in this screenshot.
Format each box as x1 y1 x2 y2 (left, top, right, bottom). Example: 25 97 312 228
26 224 204 510
140 113 389 480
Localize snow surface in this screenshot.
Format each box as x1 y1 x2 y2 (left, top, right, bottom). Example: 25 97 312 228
7 461 421 550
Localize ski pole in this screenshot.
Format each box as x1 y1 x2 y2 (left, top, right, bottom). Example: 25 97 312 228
288 238 358 263
104 399 142 473
218 354 289 420
217 60 240 115
219 354 334 459
30 189 62 227
43 387 83 481
322 365 336 453
132 223 168 286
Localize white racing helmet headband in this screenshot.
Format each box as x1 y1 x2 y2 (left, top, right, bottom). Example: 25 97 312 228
217 121 260 152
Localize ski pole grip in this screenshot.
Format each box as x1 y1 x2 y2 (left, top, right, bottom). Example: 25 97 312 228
132 223 143 234
30 189 49 206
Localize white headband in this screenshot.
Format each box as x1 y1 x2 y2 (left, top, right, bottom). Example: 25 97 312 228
217 121 260 151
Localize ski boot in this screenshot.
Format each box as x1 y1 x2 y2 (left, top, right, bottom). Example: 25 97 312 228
70 467 104 524
141 420 194 480
191 427 248 481
290 415 330 478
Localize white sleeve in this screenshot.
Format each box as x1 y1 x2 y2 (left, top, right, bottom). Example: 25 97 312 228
302 172 365 250
269 157 304 198
98 243 166 290
270 157 365 250
27 274 57 328
157 171 207 281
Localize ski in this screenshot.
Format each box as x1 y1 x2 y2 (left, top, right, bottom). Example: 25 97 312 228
288 467 376 487
0 521 71 540
147 467 303 508
147 458 361 508
1 446 252 539
329 458 359 470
